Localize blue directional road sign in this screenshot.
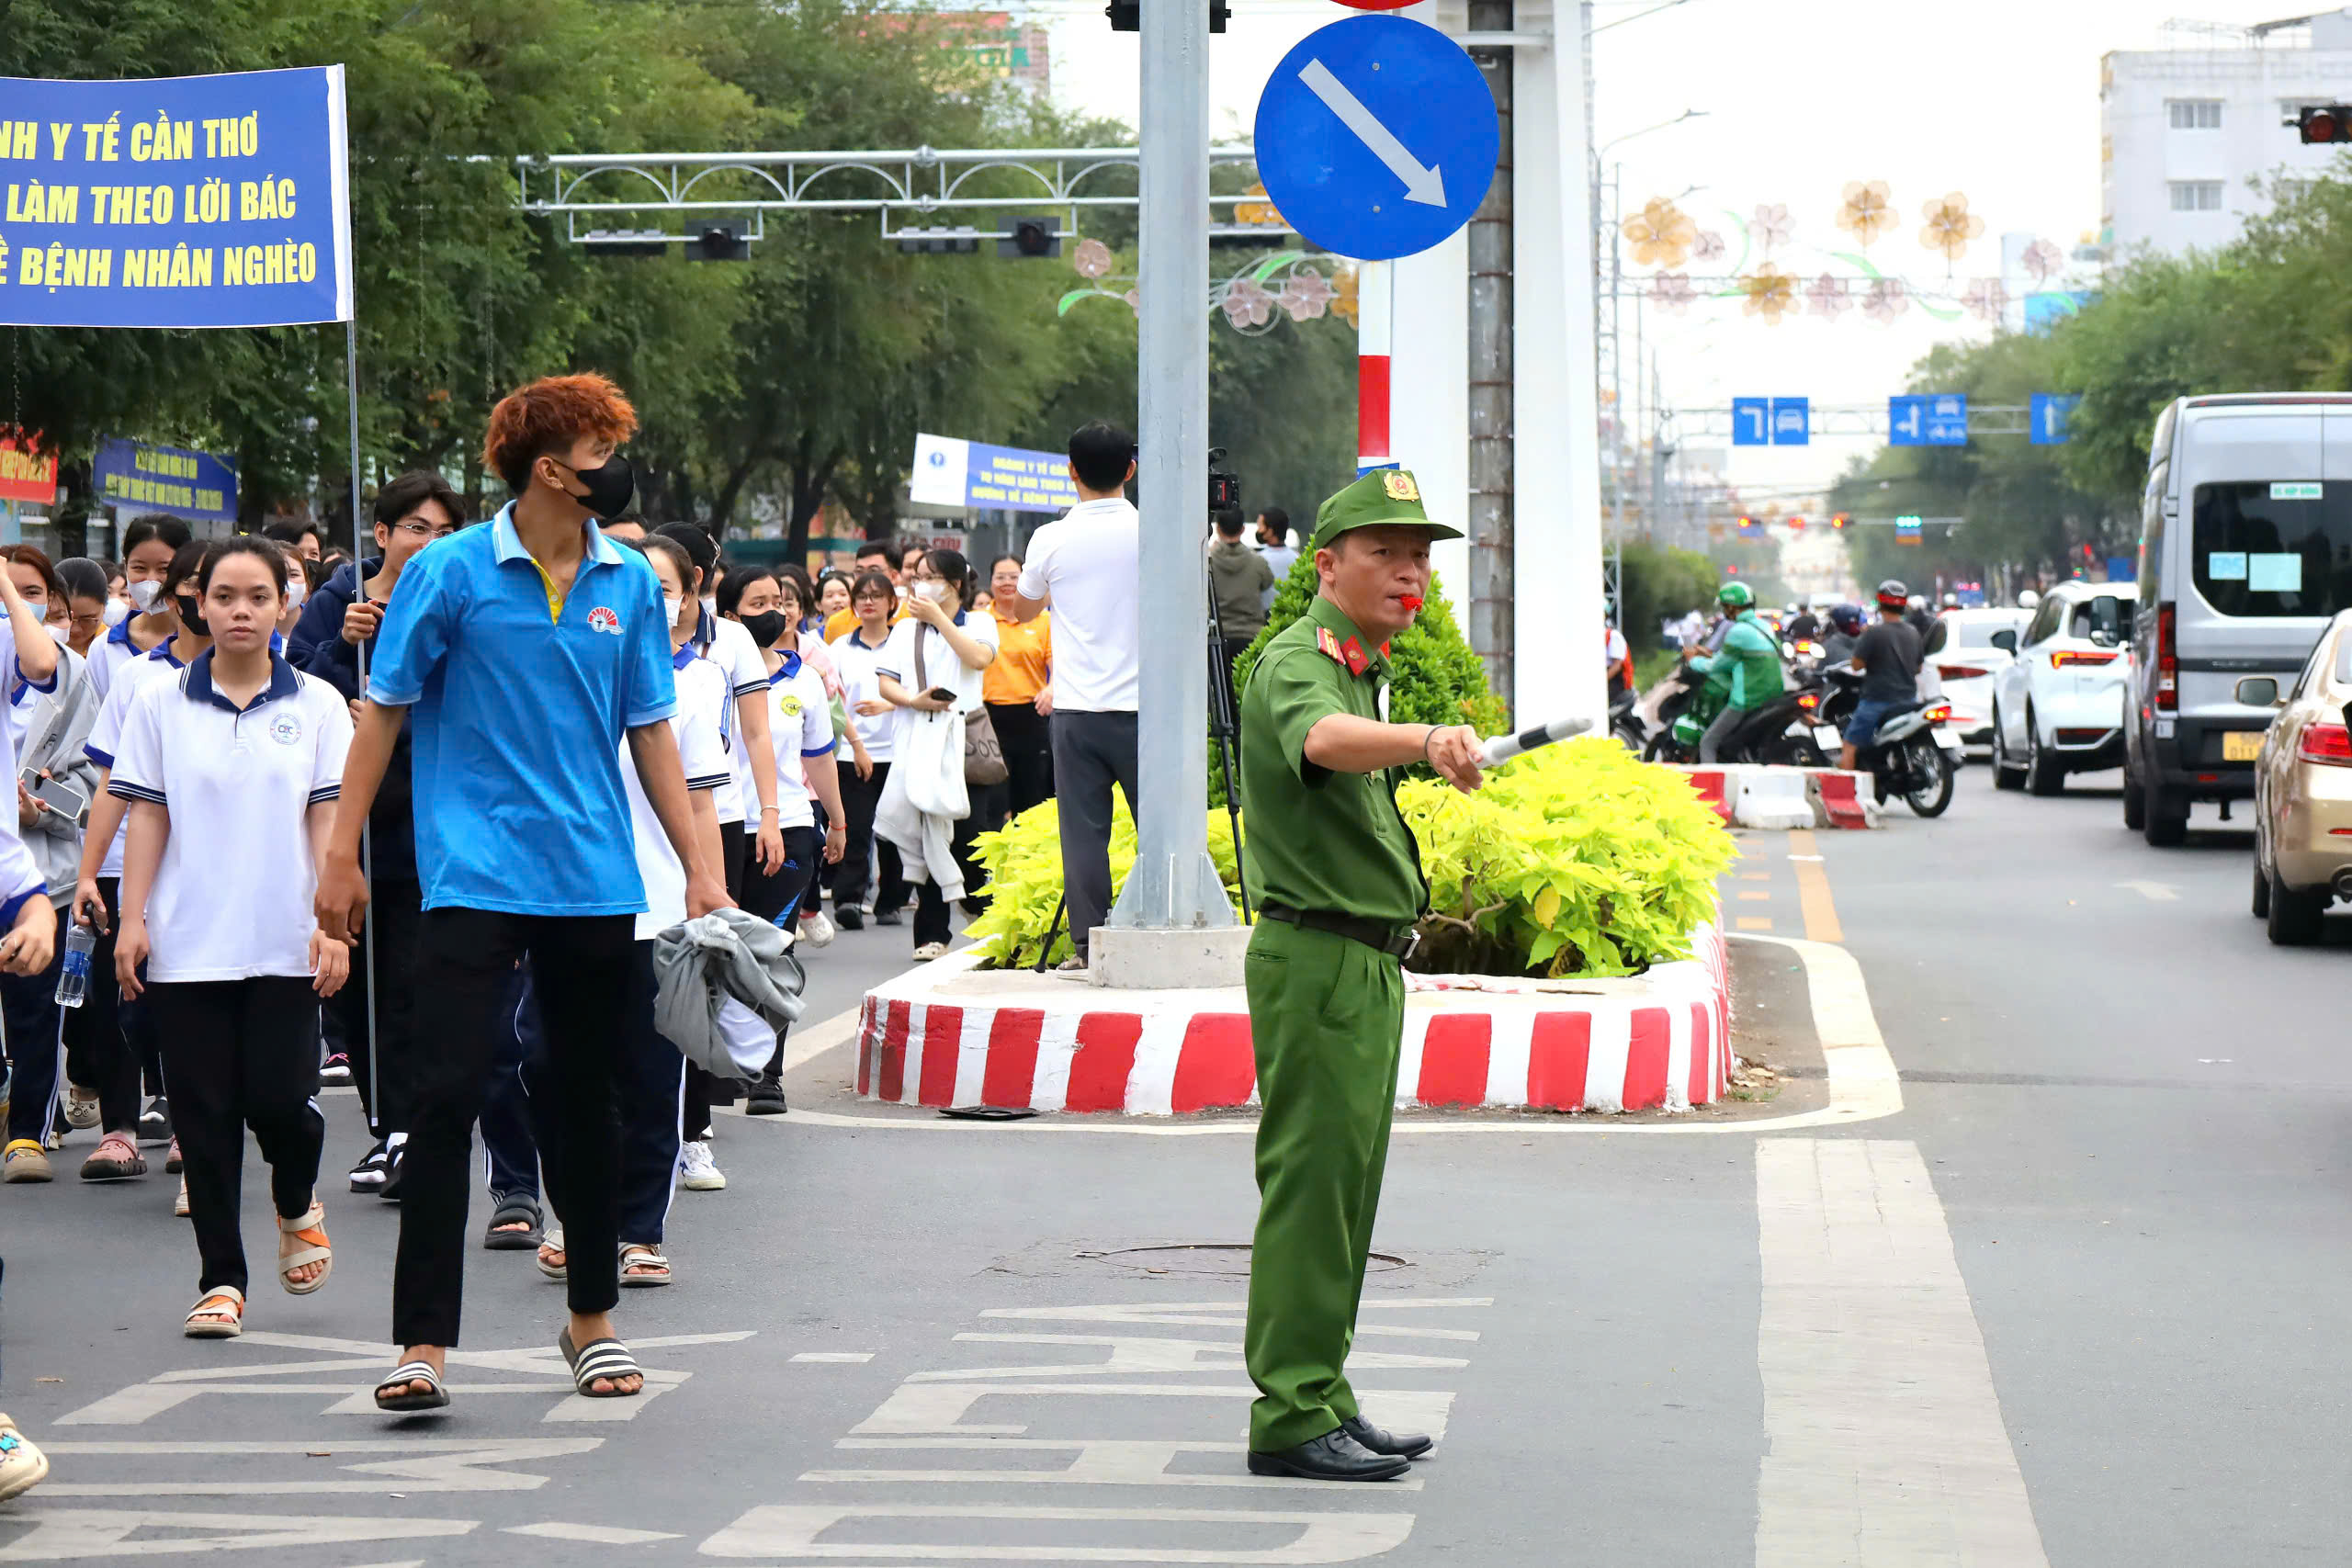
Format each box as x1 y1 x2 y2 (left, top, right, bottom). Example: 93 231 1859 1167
1254 16 1500 262
1890 394 1970 447
2030 393 2083 446
1732 398 1771 447
1889 396 1928 446
1772 398 1810 446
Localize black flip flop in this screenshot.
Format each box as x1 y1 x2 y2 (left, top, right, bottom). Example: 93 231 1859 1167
374 1359 449 1413
481 1193 544 1251
558 1329 644 1399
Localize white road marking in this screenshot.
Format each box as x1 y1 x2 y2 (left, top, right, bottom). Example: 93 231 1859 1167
1755 1139 2048 1566
792 1352 877 1364
904 1334 1463 1382
698 1502 1415 1562
0 1510 474 1561
851 1382 1453 1439
806 1438 1427 1491
772 933 1898 1137
2115 879 2181 902
32 1438 599 1496
502 1522 679 1545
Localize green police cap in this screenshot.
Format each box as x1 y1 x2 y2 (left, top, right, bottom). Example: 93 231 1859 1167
1309 468 1465 552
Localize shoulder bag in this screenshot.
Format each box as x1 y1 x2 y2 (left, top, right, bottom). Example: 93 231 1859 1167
917 622 1008 786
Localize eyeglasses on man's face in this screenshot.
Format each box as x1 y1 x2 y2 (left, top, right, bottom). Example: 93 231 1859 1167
388 514 461 541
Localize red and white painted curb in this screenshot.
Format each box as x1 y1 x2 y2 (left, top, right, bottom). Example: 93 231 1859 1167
854 918 1732 1118
1673 764 1882 829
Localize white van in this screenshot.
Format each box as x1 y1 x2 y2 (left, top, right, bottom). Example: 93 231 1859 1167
2123 394 2346 845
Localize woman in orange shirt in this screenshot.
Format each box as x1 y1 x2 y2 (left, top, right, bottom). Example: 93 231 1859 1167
984 554 1055 818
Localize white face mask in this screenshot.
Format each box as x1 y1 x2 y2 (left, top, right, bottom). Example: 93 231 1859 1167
700 593 718 623
912 580 949 604
128 580 162 613
103 598 130 626
284 577 306 612
663 593 684 626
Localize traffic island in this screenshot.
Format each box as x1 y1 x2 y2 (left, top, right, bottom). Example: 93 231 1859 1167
854 915 1732 1117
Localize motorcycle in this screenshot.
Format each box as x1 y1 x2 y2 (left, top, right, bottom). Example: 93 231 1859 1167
1816 667 1958 818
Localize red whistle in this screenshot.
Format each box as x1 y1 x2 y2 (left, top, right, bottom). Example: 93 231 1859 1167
1399 595 1424 613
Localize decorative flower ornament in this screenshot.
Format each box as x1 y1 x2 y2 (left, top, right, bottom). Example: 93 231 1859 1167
1837 181 1897 247
2021 238 2064 285
1070 238 1114 280
1691 230 1727 265
1649 272 1700 316
1861 276 1909 325
1124 288 1141 320
1918 192 1985 264
1740 265 1799 324
1805 273 1852 321
1961 277 2008 322
1750 203 1794 254
1332 265 1361 329
1622 198 1698 268
1279 270 1334 321
1221 276 1274 330
1234 184 1286 231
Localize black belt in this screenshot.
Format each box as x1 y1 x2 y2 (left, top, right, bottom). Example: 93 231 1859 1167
1259 902 1419 961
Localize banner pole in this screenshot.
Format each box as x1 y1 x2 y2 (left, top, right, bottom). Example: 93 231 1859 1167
344 318 381 1133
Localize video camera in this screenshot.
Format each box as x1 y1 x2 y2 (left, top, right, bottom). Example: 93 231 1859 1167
1207 446 1240 516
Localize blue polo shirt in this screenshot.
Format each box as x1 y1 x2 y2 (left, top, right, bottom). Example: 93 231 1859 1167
367 502 676 917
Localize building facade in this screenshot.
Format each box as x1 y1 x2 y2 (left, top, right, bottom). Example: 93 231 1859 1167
2102 12 2352 257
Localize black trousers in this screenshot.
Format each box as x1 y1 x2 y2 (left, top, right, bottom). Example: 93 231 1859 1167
986 701 1056 818
1048 710 1139 961
58 878 147 1138
1 930 67 1146
834 761 906 914
519 944 684 1247
148 976 324 1297
396 908 636 1348
336 876 421 1139
914 810 989 948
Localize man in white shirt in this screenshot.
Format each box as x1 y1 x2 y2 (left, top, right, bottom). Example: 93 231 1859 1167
1255 509 1297 613
1007 422 1139 973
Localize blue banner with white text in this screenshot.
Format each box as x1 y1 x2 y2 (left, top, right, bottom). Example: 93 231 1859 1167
0 66 353 329
95 437 238 523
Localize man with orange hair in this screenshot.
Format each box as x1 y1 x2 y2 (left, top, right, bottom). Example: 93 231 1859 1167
318 372 729 1413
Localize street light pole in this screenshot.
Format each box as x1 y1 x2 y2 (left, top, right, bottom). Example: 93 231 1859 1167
1104 0 1232 941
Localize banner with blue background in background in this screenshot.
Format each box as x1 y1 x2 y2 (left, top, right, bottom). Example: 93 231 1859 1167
908 432 1080 514
0 66 352 329
94 437 237 524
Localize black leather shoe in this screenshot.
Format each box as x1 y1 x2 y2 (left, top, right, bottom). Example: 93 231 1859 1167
1341 1415 1433 1460
1245 1429 1410 1482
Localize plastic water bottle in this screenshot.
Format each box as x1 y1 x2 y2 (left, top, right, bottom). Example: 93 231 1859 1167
55 923 96 1010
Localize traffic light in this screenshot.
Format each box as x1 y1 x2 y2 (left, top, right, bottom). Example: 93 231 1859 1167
581 230 671 259
1109 1 1227 28
998 217 1062 260
1787 515 1806 533
2294 105 2352 143
896 226 980 254
684 223 749 262
1831 513 1850 529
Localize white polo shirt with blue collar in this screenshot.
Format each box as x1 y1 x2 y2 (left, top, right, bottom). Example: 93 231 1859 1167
367 502 676 918
763 649 836 832
83 641 187 879
108 651 352 982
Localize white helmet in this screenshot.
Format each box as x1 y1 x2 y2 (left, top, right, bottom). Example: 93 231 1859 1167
1906 594 1927 610
2018 589 2041 609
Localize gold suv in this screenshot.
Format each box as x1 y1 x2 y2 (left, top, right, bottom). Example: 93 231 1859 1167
2244 608 2352 944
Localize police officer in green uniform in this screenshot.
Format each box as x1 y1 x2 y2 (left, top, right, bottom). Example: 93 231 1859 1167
1238 468 1488 1483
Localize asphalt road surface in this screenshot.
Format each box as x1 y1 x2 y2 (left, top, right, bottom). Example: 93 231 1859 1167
1 774 2344 1566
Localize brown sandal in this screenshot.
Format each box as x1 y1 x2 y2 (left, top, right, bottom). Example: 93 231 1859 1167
184 1285 244 1338
277 1201 331 1295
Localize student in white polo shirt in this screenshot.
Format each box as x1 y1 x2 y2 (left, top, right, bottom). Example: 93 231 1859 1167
69 541 212 1189
88 515 192 700
109 539 354 1339
519 534 729 1284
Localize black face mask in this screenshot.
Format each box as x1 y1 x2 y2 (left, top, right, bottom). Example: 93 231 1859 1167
175 593 209 637
738 610 787 649
559 454 635 521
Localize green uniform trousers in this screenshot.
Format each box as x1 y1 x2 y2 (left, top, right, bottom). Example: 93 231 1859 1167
1241 918 1405 1453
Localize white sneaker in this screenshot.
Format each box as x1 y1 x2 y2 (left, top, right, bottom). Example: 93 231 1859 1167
912 942 948 962
679 1140 726 1191
63 1086 100 1130
801 909 836 947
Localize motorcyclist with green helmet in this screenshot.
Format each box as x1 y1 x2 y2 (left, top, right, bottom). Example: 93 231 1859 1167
1685 581 1787 763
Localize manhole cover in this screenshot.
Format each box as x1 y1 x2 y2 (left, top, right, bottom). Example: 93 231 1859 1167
1073 1244 1412 1279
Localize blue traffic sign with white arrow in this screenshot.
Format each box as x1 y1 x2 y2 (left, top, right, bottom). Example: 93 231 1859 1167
1253 15 1499 261
1732 398 1770 447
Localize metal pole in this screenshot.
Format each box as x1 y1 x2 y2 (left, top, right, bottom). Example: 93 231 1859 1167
1106 0 1229 933
1466 0 1516 705
1356 259 1393 472
344 320 380 1126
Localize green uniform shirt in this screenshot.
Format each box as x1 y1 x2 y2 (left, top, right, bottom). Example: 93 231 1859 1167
1239 596 1430 928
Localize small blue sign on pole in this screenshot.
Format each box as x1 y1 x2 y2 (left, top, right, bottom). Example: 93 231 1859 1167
1732 398 1770 447
1889 395 1928 447
1771 397 1810 446
1926 395 1970 446
93 438 237 524
2030 393 2083 446
1253 16 1500 262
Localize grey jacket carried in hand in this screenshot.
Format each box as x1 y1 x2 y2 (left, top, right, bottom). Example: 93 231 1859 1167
651 908 808 1078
